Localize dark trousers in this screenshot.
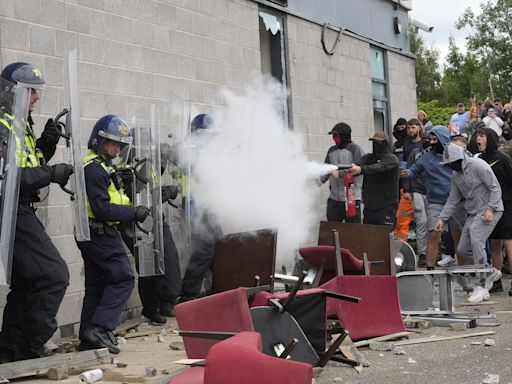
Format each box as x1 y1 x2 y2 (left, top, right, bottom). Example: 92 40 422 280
77 230 134 337
137 222 181 311
326 198 361 223
363 205 397 228
0 204 69 358
180 213 222 301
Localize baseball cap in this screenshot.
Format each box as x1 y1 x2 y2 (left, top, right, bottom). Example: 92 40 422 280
369 132 389 142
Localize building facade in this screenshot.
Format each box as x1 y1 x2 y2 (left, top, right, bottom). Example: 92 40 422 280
0 0 417 338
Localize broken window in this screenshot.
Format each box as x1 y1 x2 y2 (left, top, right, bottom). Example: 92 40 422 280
370 46 389 135
259 9 290 127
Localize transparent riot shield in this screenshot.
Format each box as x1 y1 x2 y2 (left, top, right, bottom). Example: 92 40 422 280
168 93 192 244
58 49 90 242
0 80 31 285
131 104 165 276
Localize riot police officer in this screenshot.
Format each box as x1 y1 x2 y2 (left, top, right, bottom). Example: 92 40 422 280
77 115 149 354
0 63 71 363
179 114 223 302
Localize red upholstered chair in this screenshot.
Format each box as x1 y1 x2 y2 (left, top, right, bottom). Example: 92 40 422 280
169 332 313 384
174 287 254 359
320 275 406 341
299 245 369 286
204 332 313 384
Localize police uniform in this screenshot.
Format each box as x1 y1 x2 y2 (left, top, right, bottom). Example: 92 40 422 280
77 150 135 353
0 65 70 362
179 114 222 302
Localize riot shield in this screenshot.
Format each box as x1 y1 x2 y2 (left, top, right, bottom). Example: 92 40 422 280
131 104 165 276
168 93 192 244
59 49 90 242
0 80 31 285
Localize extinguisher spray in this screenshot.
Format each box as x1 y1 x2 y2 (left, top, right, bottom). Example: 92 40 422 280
343 172 357 217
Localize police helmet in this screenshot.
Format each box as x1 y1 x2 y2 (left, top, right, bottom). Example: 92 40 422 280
0 62 45 88
190 113 213 133
88 115 133 153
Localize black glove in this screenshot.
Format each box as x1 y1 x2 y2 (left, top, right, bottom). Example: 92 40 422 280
161 185 178 202
39 118 61 147
49 163 74 187
134 206 150 223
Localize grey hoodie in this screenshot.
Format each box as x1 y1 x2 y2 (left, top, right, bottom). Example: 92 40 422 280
439 143 503 221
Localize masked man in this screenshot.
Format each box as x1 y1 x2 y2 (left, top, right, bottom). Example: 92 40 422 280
349 132 399 227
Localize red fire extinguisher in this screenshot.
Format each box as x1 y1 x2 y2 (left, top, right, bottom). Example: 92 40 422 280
344 172 356 217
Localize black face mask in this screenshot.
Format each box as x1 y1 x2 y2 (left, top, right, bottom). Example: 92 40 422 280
503 129 512 140
447 159 463 172
372 141 388 156
393 129 407 141
433 141 444 154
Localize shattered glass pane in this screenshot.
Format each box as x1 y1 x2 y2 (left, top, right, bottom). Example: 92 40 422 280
259 11 281 35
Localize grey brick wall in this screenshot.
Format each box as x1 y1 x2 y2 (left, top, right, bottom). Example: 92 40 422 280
0 0 417 337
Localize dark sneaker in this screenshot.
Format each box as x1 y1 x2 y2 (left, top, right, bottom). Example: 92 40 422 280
159 303 175 317
489 278 503 293
82 325 120 354
142 309 167 325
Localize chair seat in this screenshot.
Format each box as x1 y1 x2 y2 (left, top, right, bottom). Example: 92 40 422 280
320 275 406 341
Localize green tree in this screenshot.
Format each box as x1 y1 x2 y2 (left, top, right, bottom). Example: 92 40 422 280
457 0 512 98
440 37 491 105
409 25 442 102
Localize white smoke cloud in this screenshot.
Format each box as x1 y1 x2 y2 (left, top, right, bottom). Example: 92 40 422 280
190 78 336 265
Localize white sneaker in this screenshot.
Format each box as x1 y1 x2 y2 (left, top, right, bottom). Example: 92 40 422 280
437 254 456 267
484 268 502 291
467 286 490 303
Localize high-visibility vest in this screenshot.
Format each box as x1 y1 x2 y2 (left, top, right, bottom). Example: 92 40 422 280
83 151 131 223
0 113 44 168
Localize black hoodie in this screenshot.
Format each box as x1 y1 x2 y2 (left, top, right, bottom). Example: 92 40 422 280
479 128 512 202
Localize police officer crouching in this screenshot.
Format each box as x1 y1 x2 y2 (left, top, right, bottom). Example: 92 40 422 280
0 63 71 363
77 115 149 354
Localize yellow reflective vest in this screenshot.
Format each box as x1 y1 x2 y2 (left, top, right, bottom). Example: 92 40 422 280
83 151 131 222
0 113 44 168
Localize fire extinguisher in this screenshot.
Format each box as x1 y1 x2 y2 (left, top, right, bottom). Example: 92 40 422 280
344 172 356 217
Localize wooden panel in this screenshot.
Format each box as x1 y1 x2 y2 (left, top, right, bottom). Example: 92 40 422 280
317 221 391 275
211 228 277 293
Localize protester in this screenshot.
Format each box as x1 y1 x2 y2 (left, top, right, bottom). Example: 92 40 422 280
318 122 364 223
349 132 399 227
435 143 503 303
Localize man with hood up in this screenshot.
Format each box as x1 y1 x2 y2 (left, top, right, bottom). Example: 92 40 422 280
476 127 512 295
318 122 364 222
392 117 408 161
435 143 503 303
401 126 464 271
348 132 399 227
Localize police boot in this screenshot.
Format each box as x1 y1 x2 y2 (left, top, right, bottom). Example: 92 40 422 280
142 308 167 325
82 325 120 354
159 302 175 317
0 348 15 364
16 345 54 361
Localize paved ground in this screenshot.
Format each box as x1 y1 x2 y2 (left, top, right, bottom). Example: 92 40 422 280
7 276 512 384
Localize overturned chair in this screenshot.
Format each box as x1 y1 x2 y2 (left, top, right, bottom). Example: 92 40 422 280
169 332 313 384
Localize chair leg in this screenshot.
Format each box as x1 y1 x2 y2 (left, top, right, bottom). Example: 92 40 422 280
311 260 325 288
317 330 347 367
332 230 344 276
278 338 299 359
363 252 370 276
